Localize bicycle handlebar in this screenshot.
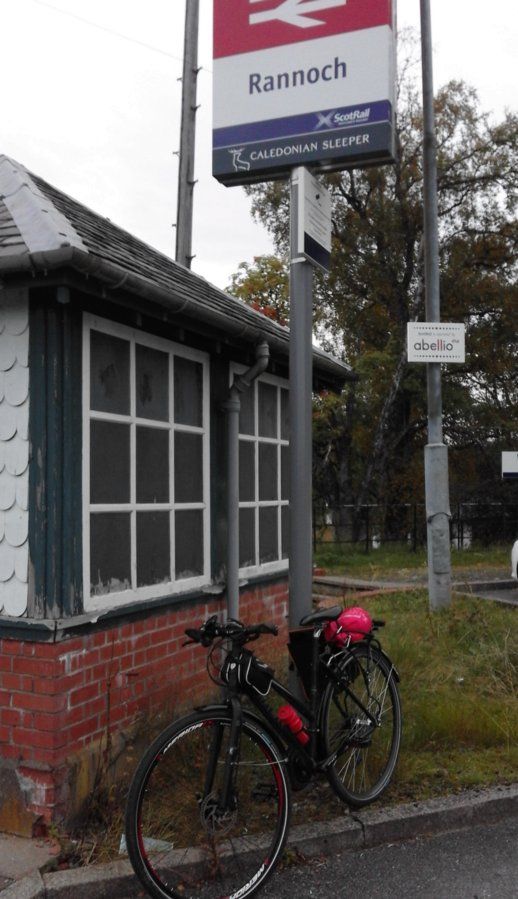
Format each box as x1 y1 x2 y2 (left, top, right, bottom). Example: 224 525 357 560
184 615 278 648
184 613 384 648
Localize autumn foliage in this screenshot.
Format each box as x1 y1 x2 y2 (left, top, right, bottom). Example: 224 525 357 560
228 40 517 535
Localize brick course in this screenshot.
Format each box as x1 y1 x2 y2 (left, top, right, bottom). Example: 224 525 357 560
0 580 288 830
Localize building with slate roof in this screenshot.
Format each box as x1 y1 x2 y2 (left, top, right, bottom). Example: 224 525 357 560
0 154 352 833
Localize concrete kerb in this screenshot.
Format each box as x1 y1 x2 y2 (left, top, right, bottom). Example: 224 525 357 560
44 860 137 899
354 784 518 848
288 784 518 857
3 784 518 898
0 874 45 899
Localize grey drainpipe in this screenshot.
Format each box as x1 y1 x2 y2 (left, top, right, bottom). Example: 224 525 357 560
223 341 269 621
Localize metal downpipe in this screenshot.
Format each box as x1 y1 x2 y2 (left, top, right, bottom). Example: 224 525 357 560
223 341 269 621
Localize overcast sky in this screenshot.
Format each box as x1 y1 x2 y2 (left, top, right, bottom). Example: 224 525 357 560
1 0 516 289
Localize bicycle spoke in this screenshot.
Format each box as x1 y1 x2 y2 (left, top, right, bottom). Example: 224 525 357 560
126 712 290 899
323 647 402 806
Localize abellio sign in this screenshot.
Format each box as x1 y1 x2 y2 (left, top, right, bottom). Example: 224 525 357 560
407 323 466 363
213 0 397 185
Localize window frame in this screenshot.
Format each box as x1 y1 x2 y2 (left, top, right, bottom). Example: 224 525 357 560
83 314 211 611
231 365 289 579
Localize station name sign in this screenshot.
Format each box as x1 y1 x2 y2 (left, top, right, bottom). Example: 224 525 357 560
213 0 397 185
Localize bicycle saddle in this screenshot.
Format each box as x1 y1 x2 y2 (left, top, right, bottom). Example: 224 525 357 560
299 606 342 627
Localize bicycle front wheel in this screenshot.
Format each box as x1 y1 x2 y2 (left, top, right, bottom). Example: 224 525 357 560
125 709 290 899
321 645 402 807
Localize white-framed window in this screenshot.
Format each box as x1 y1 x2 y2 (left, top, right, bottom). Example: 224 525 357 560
83 314 210 610
233 367 289 577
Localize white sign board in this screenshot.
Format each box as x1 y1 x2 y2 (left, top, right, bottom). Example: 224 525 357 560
502 452 518 480
213 0 397 184
295 168 331 271
407 323 466 363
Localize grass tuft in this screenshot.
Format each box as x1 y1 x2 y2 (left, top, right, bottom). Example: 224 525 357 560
355 591 518 803
314 543 511 579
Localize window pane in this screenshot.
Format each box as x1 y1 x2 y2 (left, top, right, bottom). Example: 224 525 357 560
90 421 130 503
90 330 130 415
239 441 255 502
259 507 278 564
174 432 203 503
136 427 169 503
238 382 255 435
281 388 289 439
281 506 289 559
90 513 131 594
175 510 203 578
136 344 169 421
137 512 170 586
259 443 278 501
281 445 290 500
239 508 255 568
258 383 277 437
174 357 203 427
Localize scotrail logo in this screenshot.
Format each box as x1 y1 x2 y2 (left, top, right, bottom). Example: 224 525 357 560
315 107 371 130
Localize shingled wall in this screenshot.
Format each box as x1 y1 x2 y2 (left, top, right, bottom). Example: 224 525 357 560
0 291 29 618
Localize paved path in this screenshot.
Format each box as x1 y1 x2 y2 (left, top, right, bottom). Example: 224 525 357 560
470 585 518 605
260 815 518 898
313 572 518 607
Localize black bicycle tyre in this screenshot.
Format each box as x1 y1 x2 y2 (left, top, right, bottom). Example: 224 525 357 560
321 644 402 808
125 708 291 899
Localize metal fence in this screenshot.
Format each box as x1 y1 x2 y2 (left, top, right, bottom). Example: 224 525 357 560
313 502 518 553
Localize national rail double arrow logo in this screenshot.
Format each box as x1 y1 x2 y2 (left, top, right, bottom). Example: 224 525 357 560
249 0 347 29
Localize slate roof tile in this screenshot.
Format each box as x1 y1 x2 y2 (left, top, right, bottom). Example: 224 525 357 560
0 155 353 381
0 200 25 257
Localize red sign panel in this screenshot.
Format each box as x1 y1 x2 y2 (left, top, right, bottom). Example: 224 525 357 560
214 0 393 59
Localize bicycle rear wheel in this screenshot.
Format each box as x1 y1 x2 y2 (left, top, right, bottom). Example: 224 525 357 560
321 645 401 807
125 709 290 899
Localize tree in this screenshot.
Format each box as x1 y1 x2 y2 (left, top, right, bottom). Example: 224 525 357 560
227 255 289 325
228 41 518 534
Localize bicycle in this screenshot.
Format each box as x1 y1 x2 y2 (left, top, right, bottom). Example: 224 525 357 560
125 604 402 899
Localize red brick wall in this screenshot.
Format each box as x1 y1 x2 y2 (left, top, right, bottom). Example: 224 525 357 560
0 580 289 830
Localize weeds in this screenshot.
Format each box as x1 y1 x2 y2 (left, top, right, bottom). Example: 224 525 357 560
360 591 518 803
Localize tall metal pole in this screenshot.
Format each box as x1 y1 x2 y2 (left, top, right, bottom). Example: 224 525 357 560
175 0 200 269
289 168 314 627
420 0 452 609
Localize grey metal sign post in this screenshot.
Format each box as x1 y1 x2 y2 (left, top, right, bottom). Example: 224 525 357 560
420 0 452 609
289 169 314 626
288 168 331 625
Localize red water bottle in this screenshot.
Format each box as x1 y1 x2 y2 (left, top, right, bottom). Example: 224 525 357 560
277 705 309 745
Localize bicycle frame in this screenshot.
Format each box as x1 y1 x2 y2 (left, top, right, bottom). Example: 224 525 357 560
216 626 388 792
